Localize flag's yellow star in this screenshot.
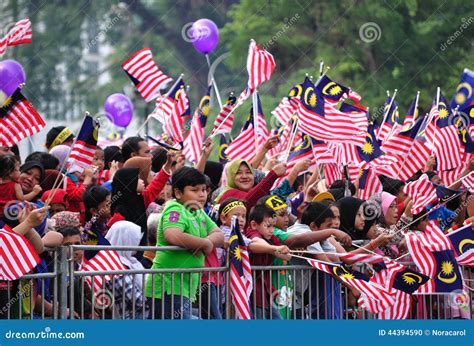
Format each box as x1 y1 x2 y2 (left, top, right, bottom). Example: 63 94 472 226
329 85 342 96
439 108 449 119
309 93 317 107
1 96 13 109
402 274 416 285
362 142 374 155
441 261 454 275
340 273 355 280
455 93 466 105
233 247 241 261
202 105 209 116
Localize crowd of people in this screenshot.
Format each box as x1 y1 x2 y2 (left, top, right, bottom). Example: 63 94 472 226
0 125 472 320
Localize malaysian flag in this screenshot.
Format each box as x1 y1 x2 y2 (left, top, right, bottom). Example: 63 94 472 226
357 168 382 200
371 259 429 319
324 162 343 188
273 134 317 188
217 134 230 164
376 96 399 143
122 48 172 102
154 79 189 143
339 102 369 132
425 94 463 171
229 216 252 319
80 233 126 294
0 225 40 280
310 137 335 163
0 88 45 147
225 94 269 161
381 115 425 156
305 258 394 314
451 68 474 111
246 39 276 92
318 74 361 105
0 19 32 57
212 94 237 135
67 114 99 173
183 85 212 163
403 174 437 214
447 223 474 266
267 118 296 158
405 221 463 293
369 138 431 181
341 123 384 165
402 94 420 130
297 77 366 147
271 96 298 126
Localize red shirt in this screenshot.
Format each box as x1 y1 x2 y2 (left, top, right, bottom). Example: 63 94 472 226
244 227 282 309
0 181 17 217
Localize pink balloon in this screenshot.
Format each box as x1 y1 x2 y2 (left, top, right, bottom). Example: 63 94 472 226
104 93 133 128
191 19 219 54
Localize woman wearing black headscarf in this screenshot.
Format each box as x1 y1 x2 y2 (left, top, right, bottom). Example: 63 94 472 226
336 197 366 240
109 152 174 247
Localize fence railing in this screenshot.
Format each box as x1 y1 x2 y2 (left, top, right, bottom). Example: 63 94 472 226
0 245 472 320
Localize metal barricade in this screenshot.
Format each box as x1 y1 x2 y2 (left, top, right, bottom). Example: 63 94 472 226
1 245 472 320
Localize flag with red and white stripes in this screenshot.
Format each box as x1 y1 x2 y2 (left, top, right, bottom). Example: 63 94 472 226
0 225 40 281
229 217 252 319
401 94 419 130
212 94 237 136
0 88 45 147
311 138 335 163
403 174 437 214
81 250 127 294
68 114 99 173
0 19 32 57
151 79 189 143
437 167 463 186
424 95 463 171
246 40 276 92
357 168 382 200
405 221 463 293
183 85 212 163
337 252 384 265
381 116 425 156
271 97 298 126
306 258 394 314
225 94 269 161
122 48 172 102
297 77 367 147
324 163 343 188
376 96 399 143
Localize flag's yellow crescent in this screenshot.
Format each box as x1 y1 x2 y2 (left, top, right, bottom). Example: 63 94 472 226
456 82 473 98
322 81 337 95
458 238 474 254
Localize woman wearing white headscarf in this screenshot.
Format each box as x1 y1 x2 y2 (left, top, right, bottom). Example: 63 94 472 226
105 221 148 319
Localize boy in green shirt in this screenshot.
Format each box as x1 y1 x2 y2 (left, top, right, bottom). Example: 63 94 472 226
145 167 224 319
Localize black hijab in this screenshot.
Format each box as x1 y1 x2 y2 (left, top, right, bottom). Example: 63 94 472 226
111 168 147 245
336 197 364 240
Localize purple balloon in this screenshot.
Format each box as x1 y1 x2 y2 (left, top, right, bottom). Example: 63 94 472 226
0 60 26 97
191 19 219 54
104 93 134 128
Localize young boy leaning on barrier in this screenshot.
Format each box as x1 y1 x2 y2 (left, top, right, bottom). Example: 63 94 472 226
144 167 224 319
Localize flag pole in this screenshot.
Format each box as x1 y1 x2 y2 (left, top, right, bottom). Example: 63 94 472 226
319 60 324 77
283 118 299 161
430 86 441 155
252 90 259 152
205 54 223 109
136 74 184 136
